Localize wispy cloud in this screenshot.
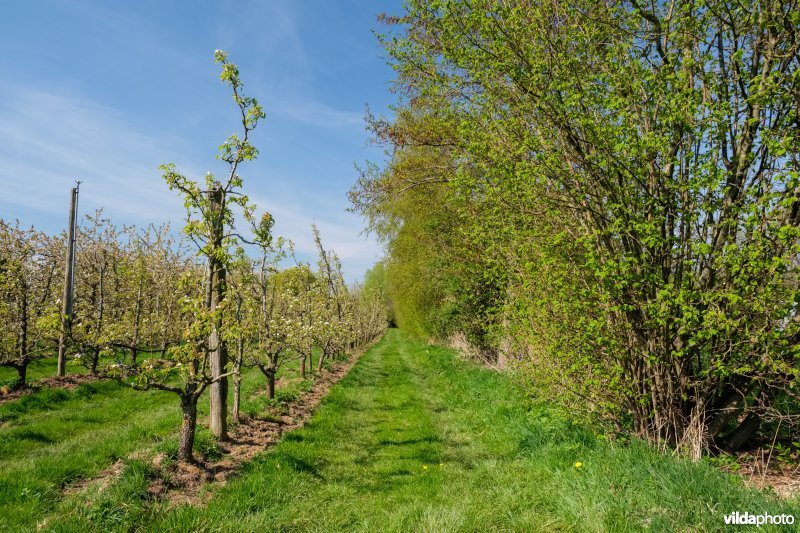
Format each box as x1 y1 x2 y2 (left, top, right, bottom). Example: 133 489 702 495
215 0 311 79
0 84 381 280
248 193 381 279
0 84 191 223
0 0 389 282
277 99 364 129
213 1 365 131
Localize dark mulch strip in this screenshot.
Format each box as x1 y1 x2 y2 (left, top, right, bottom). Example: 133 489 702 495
0 374 100 407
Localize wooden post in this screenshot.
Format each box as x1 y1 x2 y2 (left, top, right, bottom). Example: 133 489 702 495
57 183 79 377
207 183 228 440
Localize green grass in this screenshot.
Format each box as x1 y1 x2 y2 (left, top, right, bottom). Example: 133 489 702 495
0 358 90 387
0 378 177 529
23 329 797 532
0 353 318 532
0 348 195 387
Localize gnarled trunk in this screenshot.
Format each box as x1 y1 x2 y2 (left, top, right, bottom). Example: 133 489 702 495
16 362 28 389
89 347 100 375
267 368 276 399
178 394 199 463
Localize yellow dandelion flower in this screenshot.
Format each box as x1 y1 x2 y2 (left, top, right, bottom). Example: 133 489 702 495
574 461 583 468
422 465 428 470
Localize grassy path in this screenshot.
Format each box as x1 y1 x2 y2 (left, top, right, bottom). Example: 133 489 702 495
5 330 799 531
36 329 791 532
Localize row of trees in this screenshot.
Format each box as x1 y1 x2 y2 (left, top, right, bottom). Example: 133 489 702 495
1 52 387 462
0 213 386 460
0 222 62 386
352 0 799 456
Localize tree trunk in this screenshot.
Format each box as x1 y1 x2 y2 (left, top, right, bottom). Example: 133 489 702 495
267 368 276 399
232 354 242 424
15 363 28 389
232 375 241 423
178 394 198 463
232 301 244 424
722 412 762 452
131 274 143 366
208 320 228 440
90 348 99 375
96 258 105 373
17 287 29 388
160 300 169 357
300 353 306 379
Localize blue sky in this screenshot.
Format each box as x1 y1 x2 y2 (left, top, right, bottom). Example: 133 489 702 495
0 0 402 282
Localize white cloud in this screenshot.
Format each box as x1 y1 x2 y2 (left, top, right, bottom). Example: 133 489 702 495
277 99 364 129
215 0 311 77
0 84 190 224
248 193 382 281
0 84 382 281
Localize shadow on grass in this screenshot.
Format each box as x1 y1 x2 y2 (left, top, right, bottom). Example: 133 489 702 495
378 436 440 447
11 429 56 444
280 455 326 481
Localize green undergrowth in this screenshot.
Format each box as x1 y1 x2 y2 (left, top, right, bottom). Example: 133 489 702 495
27 329 799 532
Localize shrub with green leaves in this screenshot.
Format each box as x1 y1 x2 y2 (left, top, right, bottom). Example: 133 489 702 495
354 0 800 453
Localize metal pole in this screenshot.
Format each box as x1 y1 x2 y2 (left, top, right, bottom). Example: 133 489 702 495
57 182 80 376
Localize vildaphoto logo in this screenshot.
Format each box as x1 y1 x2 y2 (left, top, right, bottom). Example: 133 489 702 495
723 511 795 527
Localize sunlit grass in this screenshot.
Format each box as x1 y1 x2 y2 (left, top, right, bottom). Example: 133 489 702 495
0 353 313 532
4 331 798 531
